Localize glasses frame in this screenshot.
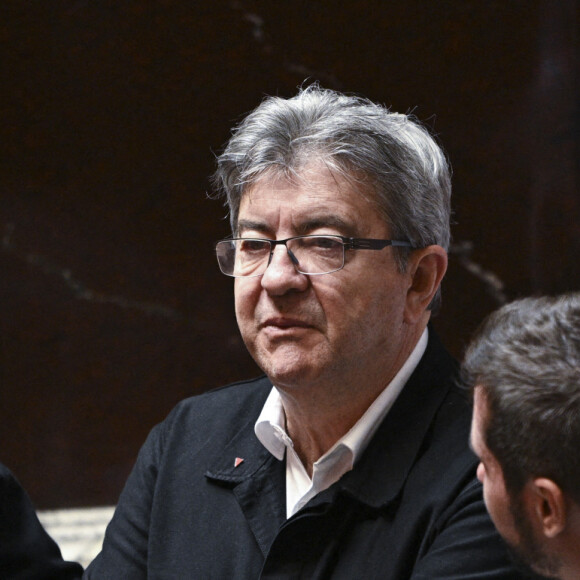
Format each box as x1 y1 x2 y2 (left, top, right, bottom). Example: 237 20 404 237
215 234 415 278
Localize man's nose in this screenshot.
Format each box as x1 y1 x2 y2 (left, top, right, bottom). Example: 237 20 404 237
260 245 308 295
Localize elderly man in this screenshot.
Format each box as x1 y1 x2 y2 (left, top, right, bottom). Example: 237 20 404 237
86 85 521 578
466 293 580 580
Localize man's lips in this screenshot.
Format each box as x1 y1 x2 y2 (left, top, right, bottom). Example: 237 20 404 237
260 317 312 330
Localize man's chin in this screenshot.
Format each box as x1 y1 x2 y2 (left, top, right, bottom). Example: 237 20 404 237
262 365 314 390
254 344 323 382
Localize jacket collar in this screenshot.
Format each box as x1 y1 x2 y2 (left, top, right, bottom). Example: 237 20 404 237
334 329 459 509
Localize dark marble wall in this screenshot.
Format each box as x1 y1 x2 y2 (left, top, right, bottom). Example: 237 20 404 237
1 0 578 508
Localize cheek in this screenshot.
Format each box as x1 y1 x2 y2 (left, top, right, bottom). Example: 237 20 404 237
234 280 259 328
481 473 515 540
317 284 375 340
482 481 502 530
348 285 404 336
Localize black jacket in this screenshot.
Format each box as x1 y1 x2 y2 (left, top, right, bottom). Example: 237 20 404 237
0 463 83 579
85 333 526 579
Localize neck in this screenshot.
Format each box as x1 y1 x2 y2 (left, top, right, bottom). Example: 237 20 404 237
281 386 379 476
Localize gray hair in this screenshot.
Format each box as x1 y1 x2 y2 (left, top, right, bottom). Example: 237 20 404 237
211 84 452 309
462 293 580 502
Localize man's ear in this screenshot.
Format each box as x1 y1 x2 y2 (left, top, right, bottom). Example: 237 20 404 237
525 478 567 538
404 245 448 324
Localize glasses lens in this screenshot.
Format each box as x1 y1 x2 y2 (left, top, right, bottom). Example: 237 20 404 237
216 236 346 277
216 239 271 277
216 241 235 275
288 236 344 274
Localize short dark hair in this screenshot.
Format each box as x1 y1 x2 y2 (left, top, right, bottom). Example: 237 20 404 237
211 84 451 311
463 293 580 502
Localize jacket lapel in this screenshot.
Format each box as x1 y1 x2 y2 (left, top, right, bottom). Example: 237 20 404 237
205 407 286 556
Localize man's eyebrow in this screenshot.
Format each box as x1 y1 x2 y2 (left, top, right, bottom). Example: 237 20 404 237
236 216 359 237
294 216 357 236
236 219 271 235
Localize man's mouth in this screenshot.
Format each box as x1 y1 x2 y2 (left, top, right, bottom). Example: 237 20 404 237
261 317 311 330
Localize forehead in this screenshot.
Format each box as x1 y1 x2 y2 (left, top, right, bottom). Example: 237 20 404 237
238 163 387 233
471 387 491 454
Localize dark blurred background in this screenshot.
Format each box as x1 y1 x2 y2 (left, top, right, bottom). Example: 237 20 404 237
0 0 578 508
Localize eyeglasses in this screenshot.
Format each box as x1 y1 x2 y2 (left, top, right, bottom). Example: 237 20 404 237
215 235 415 277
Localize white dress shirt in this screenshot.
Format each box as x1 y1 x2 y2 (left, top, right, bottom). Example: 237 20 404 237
255 328 428 518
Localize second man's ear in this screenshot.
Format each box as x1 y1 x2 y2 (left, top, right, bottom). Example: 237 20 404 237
527 478 567 539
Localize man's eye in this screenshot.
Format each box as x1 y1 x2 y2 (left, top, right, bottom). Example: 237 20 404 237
317 237 339 249
239 240 269 253
301 237 341 250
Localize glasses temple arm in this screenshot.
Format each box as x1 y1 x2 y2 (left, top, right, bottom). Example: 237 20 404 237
347 238 415 250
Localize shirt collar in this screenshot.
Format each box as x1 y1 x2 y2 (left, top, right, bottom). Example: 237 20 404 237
255 328 429 464
255 389 289 460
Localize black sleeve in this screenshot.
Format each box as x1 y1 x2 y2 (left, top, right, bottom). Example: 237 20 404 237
0 463 83 580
